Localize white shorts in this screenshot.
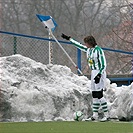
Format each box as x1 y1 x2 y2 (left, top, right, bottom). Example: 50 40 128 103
91 70 106 91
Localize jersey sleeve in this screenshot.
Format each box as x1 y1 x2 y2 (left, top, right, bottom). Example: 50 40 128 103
97 48 106 74
70 38 87 52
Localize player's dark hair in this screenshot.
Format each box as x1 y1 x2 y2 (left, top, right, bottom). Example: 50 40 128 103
84 36 97 47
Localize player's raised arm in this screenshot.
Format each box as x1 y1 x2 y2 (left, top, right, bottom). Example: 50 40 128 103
61 33 87 52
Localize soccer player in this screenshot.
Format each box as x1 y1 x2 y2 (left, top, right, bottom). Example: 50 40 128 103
61 33 109 122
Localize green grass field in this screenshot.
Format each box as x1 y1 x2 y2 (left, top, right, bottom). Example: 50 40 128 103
0 121 133 133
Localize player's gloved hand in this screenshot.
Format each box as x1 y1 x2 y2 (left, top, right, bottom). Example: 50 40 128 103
61 33 71 40
94 73 101 84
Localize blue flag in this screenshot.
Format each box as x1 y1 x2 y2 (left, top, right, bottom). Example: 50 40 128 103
36 14 57 32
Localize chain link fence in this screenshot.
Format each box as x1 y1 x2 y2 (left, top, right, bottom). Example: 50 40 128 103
0 31 133 77
0 32 85 74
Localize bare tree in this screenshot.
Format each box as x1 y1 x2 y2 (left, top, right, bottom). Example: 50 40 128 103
1 0 132 74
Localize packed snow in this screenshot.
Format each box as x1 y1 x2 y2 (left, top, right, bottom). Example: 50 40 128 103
0 54 133 122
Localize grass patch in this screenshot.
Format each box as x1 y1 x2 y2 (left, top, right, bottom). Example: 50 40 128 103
0 121 133 133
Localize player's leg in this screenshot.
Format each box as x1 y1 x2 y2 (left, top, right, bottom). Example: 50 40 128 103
100 97 109 121
85 92 100 121
99 71 109 121
92 97 100 120
90 70 100 120
94 71 109 121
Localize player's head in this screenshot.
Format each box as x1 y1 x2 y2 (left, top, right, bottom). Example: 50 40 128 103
84 36 97 48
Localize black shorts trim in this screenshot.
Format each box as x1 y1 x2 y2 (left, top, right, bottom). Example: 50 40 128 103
92 90 103 99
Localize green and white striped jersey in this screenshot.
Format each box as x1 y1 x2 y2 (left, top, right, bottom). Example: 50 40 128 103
70 38 106 74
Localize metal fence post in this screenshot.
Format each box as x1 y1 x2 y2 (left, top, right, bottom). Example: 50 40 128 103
13 36 17 54
77 48 81 74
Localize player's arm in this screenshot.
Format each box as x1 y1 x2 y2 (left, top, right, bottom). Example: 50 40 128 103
61 33 87 52
98 48 106 74
94 48 106 84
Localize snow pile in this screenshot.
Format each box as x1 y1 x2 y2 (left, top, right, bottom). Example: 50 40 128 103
106 82 133 121
0 54 133 122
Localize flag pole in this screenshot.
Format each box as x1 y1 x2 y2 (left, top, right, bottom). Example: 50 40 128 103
48 31 53 64
36 14 83 75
